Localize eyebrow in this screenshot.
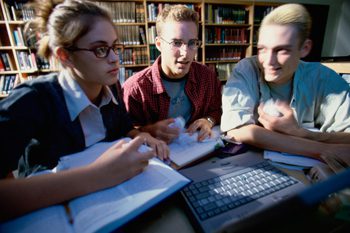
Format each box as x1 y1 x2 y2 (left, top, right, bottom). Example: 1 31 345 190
88 39 121 46
257 44 294 50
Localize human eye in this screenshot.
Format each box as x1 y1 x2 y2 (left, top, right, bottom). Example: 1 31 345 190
277 48 289 55
171 40 183 48
112 44 124 53
93 46 109 57
257 47 266 54
188 39 200 49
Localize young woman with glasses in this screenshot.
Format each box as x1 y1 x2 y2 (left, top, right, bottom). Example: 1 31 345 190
0 0 168 221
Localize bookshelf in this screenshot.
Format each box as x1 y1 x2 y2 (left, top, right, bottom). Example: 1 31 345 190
0 0 329 97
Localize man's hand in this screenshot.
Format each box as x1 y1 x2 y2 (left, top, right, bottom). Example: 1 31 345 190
136 132 170 161
141 119 180 144
258 101 303 137
187 118 213 142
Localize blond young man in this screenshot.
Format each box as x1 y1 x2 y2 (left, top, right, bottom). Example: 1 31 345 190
123 5 222 143
221 4 350 162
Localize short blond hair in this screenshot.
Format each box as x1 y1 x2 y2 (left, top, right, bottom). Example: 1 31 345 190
156 4 199 36
260 3 311 47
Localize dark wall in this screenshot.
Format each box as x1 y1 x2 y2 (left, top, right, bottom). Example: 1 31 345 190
302 4 329 62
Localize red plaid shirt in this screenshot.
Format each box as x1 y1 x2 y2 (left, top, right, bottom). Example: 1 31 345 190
122 56 222 126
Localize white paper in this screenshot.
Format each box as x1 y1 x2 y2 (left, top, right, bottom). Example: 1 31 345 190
0 205 73 233
69 159 188 233
169 126 223 167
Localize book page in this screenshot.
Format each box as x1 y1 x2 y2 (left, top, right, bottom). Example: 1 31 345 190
169 126 223 167
0 205 73 233
68 158 190 233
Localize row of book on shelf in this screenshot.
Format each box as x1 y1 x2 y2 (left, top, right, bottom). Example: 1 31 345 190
116 26 147 45
205 28 248 44
147 3 199 22
205 5 248 24
0 51 59 72
207 63 236 81
122 48 148 65
0 74 19 95
1 1 34 21
205 47 245 62
96 1 145 23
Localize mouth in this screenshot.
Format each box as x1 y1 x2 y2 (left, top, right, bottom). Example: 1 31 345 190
176 61 190 68
265 67 281 74
108 68 119 74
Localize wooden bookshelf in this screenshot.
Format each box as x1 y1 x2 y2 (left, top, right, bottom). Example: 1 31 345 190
0 0 330 95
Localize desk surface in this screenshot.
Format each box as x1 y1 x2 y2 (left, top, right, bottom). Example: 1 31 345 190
122 151 312 233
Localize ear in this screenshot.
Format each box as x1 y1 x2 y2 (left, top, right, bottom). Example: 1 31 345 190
300 39 312 58
155 36 162 53
55 47 74 67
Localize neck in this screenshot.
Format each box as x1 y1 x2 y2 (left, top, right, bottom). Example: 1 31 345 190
68 69 103 105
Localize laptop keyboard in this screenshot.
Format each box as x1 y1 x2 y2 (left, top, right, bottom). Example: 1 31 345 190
182 161 298 220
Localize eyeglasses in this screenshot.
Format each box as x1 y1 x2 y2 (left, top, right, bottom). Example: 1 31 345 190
159 37 202 50
67 44 124 58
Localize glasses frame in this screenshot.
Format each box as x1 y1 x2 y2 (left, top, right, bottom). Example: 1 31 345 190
159 37 202 50
66 44 125 58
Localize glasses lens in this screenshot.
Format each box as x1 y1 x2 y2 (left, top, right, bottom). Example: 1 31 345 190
112 44 124 55
188 39 200 49
94 46 109 58
172 40 184 48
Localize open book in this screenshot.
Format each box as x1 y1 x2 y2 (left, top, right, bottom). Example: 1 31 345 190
0 139 190 233
169 126 223 168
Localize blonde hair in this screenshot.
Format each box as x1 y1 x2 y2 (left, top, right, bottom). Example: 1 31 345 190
156 4 199 36
25 0 113 59
260 3 311 47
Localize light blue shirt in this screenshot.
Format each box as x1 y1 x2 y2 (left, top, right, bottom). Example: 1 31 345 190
221 56 350 133
58 70 118 147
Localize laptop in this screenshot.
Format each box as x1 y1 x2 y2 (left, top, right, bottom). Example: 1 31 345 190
217 166 350 233
179 150 306 233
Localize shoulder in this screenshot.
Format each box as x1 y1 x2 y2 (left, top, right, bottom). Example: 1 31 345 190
123 66 152 88
0 73 63 113
297 61 343 82
191 62 215 74
190 62 217 81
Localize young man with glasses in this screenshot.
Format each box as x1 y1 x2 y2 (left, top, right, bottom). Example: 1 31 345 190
123 5 222 143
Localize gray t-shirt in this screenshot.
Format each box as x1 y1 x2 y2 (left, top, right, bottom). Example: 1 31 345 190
161 75 192 123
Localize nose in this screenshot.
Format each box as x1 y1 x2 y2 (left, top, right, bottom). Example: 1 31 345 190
179 43 190 56
264 50 277 66
108 48 122 64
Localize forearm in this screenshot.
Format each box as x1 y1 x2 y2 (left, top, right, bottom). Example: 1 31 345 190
0 166 108 221
296 128 350 144
226 124 327 158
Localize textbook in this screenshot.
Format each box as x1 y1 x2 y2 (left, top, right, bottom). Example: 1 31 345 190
169 126 223 168
0 139 191 233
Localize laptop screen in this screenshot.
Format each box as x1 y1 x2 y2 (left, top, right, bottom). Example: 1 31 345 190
216 168 350 233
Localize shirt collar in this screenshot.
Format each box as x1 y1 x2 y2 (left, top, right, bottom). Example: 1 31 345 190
58 70 118 121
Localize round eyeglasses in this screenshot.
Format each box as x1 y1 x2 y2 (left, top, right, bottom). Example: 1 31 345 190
159 37 202 50
67 44 124 58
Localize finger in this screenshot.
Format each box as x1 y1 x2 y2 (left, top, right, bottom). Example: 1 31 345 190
197 129 210 142
157 142 169 160
159 131 179 143
162 118 176 125
111 139 129 149
127 136 145 150
187 122 199 134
